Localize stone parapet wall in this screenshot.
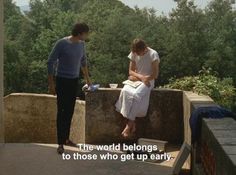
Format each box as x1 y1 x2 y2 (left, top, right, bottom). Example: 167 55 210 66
85 88 183 144
4 89 184 144
3 90 235 174
195 118 236 175
4 93 85 143
183 91 215 171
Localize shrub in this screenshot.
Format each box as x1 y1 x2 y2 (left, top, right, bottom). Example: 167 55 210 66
164 68 236 111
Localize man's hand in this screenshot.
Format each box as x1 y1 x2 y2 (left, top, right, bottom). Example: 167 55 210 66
143 80 151 87
141 75 151 87
129 60 152 87
86 78 92 86
140 75 149 82
81 66 92 86
48 75 56 95
128 76 140 82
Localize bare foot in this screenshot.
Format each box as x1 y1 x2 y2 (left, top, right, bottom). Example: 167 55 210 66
122 120 136 138
121 124 131 138
121 131 130 138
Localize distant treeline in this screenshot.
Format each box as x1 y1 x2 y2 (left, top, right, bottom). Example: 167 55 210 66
3 0 236 95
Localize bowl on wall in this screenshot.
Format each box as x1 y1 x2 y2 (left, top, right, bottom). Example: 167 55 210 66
109 84 118 88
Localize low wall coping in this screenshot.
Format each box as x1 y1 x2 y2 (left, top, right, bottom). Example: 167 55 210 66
88 87 183 92
4 93 85 105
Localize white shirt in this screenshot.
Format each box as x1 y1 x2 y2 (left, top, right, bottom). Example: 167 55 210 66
128 47 160 76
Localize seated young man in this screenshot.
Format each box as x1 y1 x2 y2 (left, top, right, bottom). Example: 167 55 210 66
115 39 160 138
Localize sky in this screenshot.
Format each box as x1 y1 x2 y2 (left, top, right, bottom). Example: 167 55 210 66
120 0 210 15
14 0 212 15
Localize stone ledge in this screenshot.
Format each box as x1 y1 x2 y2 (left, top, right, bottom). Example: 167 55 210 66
4 93 85 143
93 87 182 92
4 93 57 99
183 91 216 172
85 88 183 144
200 118 236 175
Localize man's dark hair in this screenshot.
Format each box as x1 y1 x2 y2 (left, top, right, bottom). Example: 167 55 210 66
131 39 147 53
71 22 89 36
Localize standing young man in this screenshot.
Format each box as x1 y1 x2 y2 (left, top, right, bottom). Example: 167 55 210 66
47 22 92 154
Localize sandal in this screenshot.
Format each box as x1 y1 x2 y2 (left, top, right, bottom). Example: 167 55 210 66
57 145 64 154
65 140 77 147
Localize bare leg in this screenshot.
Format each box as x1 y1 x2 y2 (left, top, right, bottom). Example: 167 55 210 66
121 119 135 138
121 119 129 136
131 121 136 134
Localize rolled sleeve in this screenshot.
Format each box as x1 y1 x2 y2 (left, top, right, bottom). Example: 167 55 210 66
128 52 135 61
152 51 160 63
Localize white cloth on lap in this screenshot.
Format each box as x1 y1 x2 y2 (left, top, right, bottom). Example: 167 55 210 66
115 80 155 121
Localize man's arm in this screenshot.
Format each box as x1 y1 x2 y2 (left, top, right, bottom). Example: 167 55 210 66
48 75 56 95
129 61 143 81
47 40 61 95
80 46 92 85
81 65 92 86
146 60 159 81
129 60 152 86
129 60 159 87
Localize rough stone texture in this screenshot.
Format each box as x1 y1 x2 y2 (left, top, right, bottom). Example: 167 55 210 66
183 91 215 145
0 0 4 144
201 118 236 175
183 91 215 171
70 100 86 143
85 88 183 144
4 93 85 143
0 92 3 143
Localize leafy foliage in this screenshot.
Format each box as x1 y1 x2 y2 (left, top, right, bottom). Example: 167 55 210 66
165 68 236 111
3 0 236 107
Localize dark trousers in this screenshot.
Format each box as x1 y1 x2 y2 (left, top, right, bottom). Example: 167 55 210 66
56 76 78 145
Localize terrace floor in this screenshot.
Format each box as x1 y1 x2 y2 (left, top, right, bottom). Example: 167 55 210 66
0 143 189 175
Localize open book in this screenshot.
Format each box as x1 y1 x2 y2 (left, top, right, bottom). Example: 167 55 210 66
122 80 142 88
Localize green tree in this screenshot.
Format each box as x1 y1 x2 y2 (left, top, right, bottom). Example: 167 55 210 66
204 0 236 84
160 0 208 84
3 0 236 99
